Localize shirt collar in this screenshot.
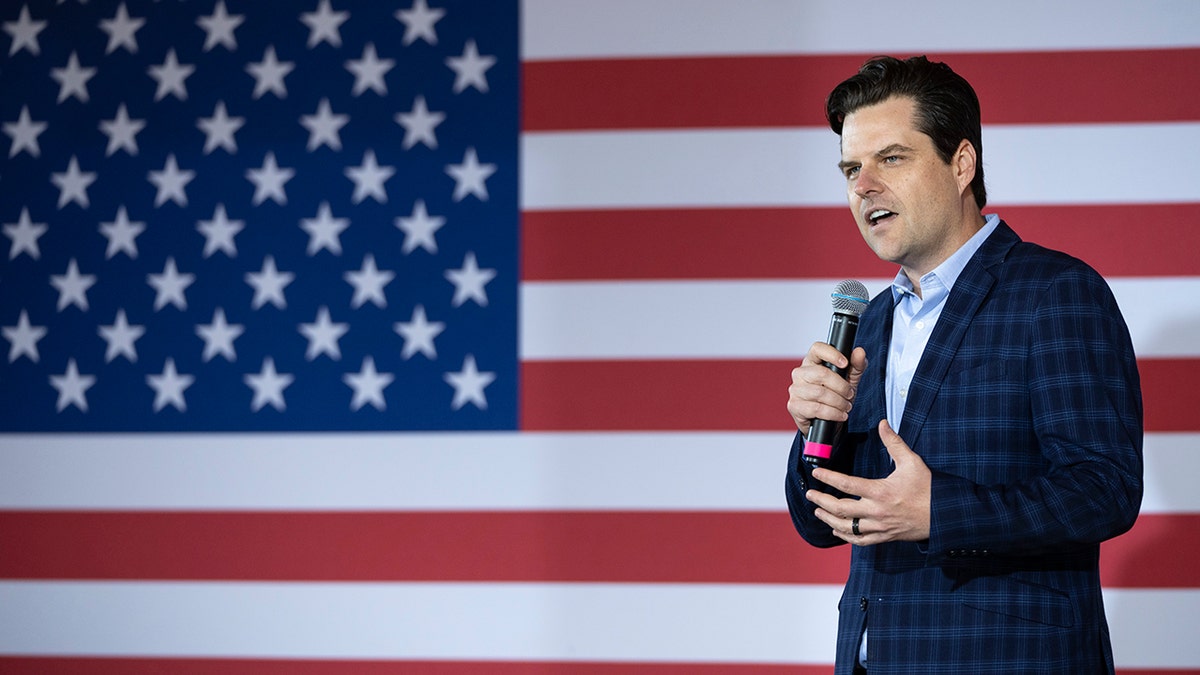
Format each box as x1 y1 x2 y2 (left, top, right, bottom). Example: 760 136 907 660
890 213 1000 302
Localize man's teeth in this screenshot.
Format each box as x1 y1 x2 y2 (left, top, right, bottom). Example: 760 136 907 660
869 210 893 223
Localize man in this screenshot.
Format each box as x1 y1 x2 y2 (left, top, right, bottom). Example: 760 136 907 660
785 56 1143 674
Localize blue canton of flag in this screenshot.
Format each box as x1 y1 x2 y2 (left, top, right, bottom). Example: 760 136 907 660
0 0 519 432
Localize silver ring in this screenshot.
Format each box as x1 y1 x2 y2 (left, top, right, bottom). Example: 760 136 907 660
851 517 861 536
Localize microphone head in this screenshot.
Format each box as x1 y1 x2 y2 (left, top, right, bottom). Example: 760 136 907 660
831 279 869 317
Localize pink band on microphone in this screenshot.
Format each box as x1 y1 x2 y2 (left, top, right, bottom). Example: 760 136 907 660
803 441 833 459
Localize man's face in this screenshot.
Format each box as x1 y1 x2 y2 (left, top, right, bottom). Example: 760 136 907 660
838 96 974 280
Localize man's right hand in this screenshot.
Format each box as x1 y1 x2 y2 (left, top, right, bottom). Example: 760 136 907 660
787 343 868 435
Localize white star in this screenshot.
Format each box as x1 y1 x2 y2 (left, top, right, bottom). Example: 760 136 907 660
344 254 394 309
245 255 295 310
98 309 144 363
396 199 445 255
50 258 96 312
299 306 349 361
50 359 96 413
301 0 349 48
2 310 47 363
446 39 496 94
246 45 294 99
345 149 395 204
196 307 244 362
300 98 349 152
4 105 48 158
245 357 294 412
246 152 295 206
100 2 144 54
148 48 194 102
345 42 394 97
99 103 146 157
148 154 195 207
395 0 445 46
99 205 145 259
445 251 496 307
197 100 245 154
197 203 243 258
197 0 244 52
395 95 445 150
51 51 96 103
394 304 445 360
51 155 97 209
300 201 349 255
4 5 47 56
147 257 195 311
445 146 496 202
3 207 48 260
343 356 393 411
147 358 194 413
444 354 496 411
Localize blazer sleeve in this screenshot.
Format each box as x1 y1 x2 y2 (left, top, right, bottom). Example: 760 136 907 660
926 262 1144 560
785 428 860 548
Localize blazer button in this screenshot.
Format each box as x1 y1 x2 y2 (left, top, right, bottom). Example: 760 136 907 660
859 596 869 611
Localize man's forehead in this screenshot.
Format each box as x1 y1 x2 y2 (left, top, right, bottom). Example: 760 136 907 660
839 99 927 158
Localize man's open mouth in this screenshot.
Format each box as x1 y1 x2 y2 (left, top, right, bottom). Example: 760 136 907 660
868 209 896 226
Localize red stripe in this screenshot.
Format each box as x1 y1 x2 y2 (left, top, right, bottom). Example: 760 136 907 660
1103 513 1200 588
521 358 1192 433
1 511 1192 587
0 660 826 675
523 48 1200 130
521 204 1200 281
0 510 846 584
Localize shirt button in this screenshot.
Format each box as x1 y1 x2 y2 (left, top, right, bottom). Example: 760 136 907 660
915 320 926 330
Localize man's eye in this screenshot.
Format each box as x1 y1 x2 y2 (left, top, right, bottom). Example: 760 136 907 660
844 166 859 179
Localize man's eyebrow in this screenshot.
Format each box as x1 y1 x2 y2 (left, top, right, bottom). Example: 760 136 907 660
837 143 918 171
874 143 916 158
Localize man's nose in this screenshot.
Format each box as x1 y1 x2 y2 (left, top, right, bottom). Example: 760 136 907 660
852 166 882 197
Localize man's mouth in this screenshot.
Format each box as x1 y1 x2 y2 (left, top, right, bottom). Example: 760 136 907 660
867 209 896 226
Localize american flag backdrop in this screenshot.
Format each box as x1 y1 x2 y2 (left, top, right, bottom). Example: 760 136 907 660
1 0 1198 672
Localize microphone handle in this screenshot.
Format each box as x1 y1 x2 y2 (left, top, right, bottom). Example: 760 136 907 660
801 311 860 468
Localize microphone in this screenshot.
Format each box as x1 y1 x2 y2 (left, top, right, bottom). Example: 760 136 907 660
802 279 869 468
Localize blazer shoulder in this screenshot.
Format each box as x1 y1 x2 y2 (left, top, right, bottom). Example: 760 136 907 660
982 220 1110 287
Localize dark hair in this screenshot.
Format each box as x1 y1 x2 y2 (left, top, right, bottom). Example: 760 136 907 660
826 55 987 208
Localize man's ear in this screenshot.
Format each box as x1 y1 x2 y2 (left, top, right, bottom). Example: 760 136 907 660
953 138 977 195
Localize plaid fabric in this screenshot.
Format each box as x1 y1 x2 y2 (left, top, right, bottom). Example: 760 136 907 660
786 221 1144 674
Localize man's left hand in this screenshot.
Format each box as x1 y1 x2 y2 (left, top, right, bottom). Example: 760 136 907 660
806 419 932 545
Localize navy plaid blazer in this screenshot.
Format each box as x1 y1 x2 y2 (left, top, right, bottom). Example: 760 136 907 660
786 221 1143 674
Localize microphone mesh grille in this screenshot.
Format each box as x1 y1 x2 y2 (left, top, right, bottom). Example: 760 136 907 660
831 279 869 316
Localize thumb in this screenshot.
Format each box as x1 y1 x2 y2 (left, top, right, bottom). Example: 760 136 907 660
878 419 915 464
846 347 868 389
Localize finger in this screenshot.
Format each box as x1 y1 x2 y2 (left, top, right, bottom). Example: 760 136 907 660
811 466 872 499
811 506 858 538
802 341 850 371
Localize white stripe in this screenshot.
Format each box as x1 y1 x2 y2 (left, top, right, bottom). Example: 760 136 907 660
521 128 844 209
521 124 1200 209
521 0 1200 60
0 581 840 664
1 581 1195 667
1106 588 1200 668
520 278 1200 359
0 432 1192 514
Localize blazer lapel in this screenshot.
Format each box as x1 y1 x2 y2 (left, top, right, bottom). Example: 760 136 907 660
897 222 1020 449
848 290 892 436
